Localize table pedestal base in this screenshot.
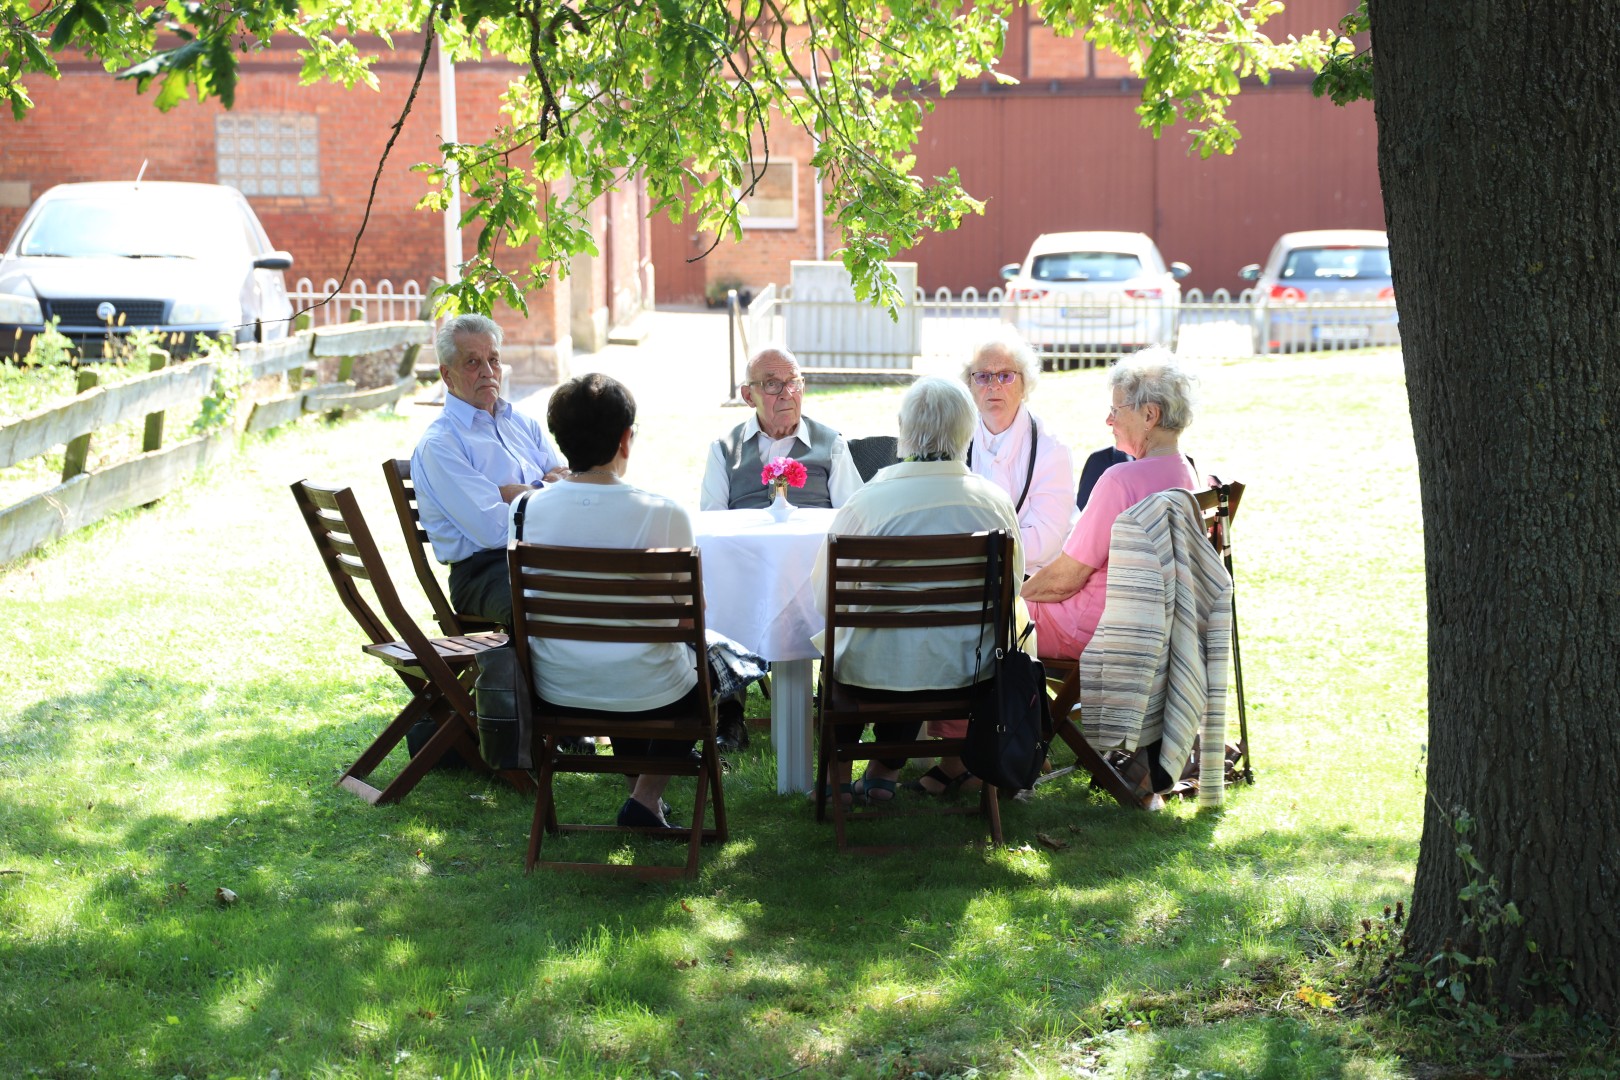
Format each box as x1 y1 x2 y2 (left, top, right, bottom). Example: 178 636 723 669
770 659 815 794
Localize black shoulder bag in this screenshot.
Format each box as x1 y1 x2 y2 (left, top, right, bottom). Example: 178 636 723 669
961 531 1051 792
473 487 538 770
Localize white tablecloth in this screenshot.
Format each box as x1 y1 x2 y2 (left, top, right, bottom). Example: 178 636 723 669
694 506 837 794
693 507 837 662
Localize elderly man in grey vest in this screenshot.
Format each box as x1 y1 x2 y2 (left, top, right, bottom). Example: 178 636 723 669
699 347 863 512
699 347 861 750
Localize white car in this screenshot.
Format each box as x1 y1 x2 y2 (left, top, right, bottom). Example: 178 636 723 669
1238 229 1399 353
0 181 294 360
1000 231 1190 361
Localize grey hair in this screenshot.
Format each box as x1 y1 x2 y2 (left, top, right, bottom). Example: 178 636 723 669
435 314 503 366
962 325 1040 397
898 376 978 461
1109 348 1195 432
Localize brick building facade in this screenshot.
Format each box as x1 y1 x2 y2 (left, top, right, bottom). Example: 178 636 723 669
0 37 652 379
652 0 1383 302
3 3 1376 350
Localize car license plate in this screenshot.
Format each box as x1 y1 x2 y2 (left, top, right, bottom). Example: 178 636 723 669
1059 307 1108 321
1314 325 1369 342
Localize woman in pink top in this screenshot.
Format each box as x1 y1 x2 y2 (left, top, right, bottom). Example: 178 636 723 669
1021 350 1199 658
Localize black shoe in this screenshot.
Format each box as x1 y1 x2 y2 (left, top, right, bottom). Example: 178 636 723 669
616 797 672 829
716 702 750 751
556 736 596 755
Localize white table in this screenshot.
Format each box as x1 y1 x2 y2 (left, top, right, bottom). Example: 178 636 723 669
694 507 837 793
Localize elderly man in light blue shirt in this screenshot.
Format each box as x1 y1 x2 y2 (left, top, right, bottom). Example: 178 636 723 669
411 314 568 628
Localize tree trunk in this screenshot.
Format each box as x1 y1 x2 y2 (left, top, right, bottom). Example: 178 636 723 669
1369 2 1620 1017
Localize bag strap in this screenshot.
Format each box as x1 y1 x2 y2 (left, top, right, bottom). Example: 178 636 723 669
1013 413 1038 514
512 486 539 538
970 531 1006 688
967 413 1041 515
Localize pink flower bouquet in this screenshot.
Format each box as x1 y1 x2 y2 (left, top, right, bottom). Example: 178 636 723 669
761 456 806 488
761 457 808 491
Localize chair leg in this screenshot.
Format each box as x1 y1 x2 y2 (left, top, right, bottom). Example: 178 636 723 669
1229 597 1253 783
828 735 856 852
980 783 1004 845
525 743 559 872
684 767 709 878
813 714 833 823
336 683 436 803
344 688 429 779
1054 715 1143 809
705 738 729 841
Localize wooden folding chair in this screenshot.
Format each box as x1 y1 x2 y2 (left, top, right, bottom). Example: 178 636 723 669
815 530 1014 853
381 458 501 637
1041 480 1249 804
509 543 727 879
291 480 530 804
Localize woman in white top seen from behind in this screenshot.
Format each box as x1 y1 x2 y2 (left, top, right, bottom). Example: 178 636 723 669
510 373 697 830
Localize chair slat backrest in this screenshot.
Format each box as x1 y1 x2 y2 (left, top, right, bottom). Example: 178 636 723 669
382 458 468 637
291 480 467 696
847 435 900 482
507 543 711 693
822 531 1015 681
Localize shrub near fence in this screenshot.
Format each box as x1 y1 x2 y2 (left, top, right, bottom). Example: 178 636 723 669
0 319 432 565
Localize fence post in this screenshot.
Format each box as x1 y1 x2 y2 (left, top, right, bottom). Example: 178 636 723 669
62 368 100 481
289 312 312 391
336 306 364 384
726 289 741 404
142 352 169 453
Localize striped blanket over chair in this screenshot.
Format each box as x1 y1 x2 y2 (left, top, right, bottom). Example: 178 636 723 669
1079 488 1235 807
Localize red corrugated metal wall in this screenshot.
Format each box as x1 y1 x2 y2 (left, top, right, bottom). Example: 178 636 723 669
906 87 1383 295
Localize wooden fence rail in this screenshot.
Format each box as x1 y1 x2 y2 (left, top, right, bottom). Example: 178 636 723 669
0 320 432 566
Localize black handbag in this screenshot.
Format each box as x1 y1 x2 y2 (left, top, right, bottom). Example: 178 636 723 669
962 535 1051 791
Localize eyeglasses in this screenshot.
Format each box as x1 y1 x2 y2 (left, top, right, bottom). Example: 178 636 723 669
969 370 1020 387
752 376 805 395
1107 402 1131 419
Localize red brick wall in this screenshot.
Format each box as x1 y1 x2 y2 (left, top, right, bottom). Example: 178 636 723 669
648 0 1377 299
701 118 826 294
0 42 605 356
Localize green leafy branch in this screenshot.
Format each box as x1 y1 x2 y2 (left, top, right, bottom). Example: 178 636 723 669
1310 0 1372 105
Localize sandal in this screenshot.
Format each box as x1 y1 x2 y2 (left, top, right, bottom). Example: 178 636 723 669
851 775 898 804
904 764 979 798
818 782 855 807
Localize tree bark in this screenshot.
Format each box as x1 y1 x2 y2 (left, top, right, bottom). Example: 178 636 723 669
1369 1 1620 1017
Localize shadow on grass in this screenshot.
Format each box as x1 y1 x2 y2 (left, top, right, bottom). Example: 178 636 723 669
0 668 1414 1077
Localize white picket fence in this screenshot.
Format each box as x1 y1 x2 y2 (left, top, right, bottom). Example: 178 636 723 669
290 278 428 327
742 284 1400 368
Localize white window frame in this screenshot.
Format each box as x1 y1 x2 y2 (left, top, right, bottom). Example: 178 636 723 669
737 159 798 230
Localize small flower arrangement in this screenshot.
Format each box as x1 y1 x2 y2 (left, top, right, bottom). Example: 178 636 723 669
761 456 808 498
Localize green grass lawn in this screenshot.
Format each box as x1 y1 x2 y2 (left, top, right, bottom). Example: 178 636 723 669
0 348 1481 1077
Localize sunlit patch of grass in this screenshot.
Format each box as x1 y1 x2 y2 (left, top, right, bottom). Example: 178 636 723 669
6 342 1587 1077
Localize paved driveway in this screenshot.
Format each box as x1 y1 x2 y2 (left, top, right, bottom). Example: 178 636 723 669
511 307 742 418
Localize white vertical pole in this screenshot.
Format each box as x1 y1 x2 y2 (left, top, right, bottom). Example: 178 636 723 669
437 36 463 286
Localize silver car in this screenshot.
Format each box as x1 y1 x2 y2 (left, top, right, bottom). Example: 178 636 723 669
0 181 294 360
1000 230 1190 362
1238 229 1398 353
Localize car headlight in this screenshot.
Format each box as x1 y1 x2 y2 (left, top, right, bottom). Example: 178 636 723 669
0 292 43 323
168 297 239 325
